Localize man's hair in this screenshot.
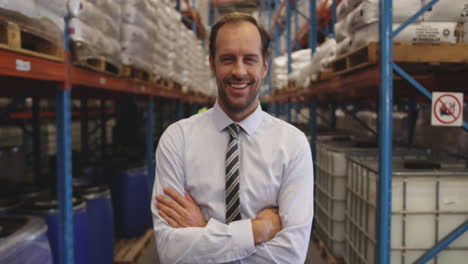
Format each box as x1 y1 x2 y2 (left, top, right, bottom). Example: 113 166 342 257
209 12 270 62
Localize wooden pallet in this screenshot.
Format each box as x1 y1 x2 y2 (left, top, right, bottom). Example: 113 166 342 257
311 232 345 264
156 78 176 90
287 80 296 91
318 71 334 81
331 42 468 76
0 15 64 61
122 65 154 82
114 229 154 264
75 57 121 76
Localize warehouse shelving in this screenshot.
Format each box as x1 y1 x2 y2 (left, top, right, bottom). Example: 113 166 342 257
261 0 468 263
0 7 213 261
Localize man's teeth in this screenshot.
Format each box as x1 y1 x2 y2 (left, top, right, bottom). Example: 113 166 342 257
231 83 248 89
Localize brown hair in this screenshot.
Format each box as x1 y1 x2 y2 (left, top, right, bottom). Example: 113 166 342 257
209 12 270 62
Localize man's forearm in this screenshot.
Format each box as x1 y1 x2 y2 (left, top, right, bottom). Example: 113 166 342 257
153 216 256 264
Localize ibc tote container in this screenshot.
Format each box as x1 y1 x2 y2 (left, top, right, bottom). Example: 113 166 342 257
314 136 428 258
345 158 468 264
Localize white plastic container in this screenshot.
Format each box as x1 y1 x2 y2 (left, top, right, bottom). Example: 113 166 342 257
315 137 428 258
346 158 468 264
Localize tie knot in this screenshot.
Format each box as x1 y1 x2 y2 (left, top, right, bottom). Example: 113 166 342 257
227 124 240 139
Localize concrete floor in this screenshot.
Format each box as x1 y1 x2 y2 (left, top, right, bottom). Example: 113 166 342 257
139 238 326 264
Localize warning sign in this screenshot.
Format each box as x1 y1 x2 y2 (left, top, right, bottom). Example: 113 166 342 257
431 92 464 127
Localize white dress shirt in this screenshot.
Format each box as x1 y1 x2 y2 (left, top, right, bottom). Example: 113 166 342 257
151 101 314 264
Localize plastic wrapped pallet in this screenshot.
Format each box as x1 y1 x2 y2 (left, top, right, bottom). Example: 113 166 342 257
309 38 337 80
69 0 121 70
35 0 67 31
120 0 158 74
350 21 463 51
0 0 65 44
0 0 37 18
422 0 468 22
69 18 121 66
347 0 423 33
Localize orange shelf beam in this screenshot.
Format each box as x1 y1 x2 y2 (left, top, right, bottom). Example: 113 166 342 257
0 49 66 82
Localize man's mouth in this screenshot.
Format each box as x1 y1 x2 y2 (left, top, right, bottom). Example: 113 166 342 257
230 83 249 89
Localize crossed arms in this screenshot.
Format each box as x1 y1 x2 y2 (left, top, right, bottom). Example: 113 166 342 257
151 125 314 264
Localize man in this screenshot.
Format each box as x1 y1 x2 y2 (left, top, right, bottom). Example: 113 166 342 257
151 12 314 263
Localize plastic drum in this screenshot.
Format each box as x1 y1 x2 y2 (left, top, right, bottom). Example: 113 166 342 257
111 167 152 237
76 185 114 264
18 195 91 264
0 215 53 264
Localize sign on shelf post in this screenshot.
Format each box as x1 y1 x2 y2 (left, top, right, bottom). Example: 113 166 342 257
431 92 464 127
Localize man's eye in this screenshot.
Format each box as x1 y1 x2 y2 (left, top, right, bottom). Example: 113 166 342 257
221 58 233 63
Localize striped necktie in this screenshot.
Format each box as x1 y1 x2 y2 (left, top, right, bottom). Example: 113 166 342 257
226 124 241 223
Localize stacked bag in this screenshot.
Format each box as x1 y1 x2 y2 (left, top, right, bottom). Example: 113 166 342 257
0 0 213 96
120 0 159 75
69 0 122 71
300 38 337 88
169 18 211 95
0 0 67 46
288 49 311 89
272 56 288 92
152 2 180 82
335 0 467 55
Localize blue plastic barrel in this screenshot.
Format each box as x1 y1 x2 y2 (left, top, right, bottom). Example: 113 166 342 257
111 167 152 237
76 185 114 264
18 195 91 264
0 215 53 264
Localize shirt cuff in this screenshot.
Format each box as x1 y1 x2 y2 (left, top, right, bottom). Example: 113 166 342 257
228 219 256 256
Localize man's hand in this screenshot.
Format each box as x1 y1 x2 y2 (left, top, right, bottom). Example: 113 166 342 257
155 187 207 228
252 208 282 244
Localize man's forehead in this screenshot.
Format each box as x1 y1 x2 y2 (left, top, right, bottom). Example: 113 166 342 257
215 22 262 55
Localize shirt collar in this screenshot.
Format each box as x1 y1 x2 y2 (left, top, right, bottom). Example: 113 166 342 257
212 99 263 136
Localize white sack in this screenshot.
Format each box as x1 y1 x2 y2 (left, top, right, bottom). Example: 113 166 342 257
335 18 350 42
336 37 352 55
291 48 312 62
348 0 423 33
422 0 468 22
36 0 67 17
337 0 351 21
0 0 37 17
350 21 462 51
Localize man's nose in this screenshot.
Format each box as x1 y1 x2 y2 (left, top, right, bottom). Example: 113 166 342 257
232 60 247 78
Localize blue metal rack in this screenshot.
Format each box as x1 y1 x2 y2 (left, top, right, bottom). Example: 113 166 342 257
263 0 468 263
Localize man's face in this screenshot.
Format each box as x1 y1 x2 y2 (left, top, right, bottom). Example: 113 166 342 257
210 21 268 118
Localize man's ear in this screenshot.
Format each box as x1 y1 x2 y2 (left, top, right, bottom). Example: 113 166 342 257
209 55 215 75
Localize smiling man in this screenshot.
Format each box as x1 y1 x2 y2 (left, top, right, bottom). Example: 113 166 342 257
151 13 314 263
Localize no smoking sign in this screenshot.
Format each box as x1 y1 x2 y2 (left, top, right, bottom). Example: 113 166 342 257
431 92 464 127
